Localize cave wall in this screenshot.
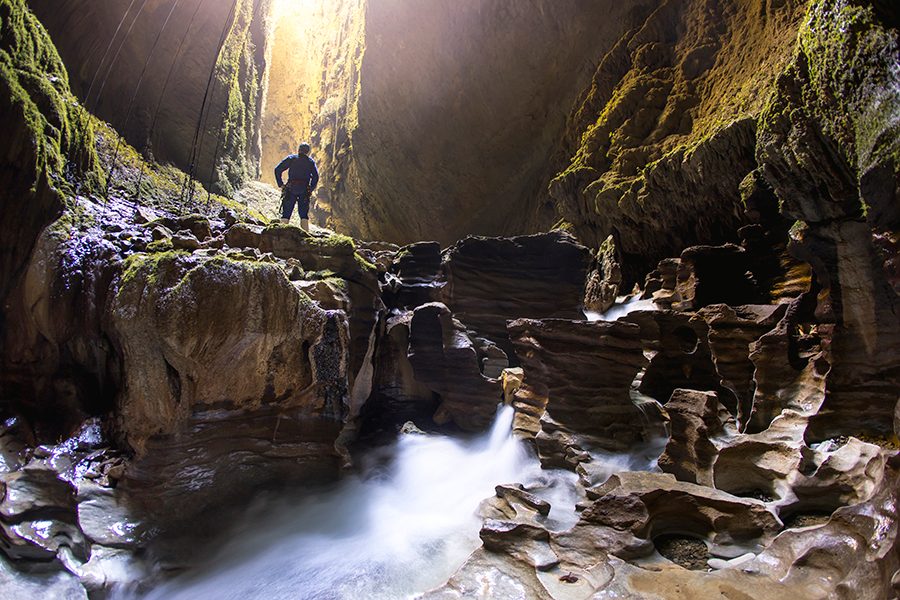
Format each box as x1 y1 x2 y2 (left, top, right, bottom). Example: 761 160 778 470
27 0 272 195
550 0 808 276
260 0 363 191
755 0 900 438
315 0 659 245
0 0 98 323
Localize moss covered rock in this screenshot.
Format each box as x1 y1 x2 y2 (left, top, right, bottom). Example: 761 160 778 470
110 251 350 453
0 0 98 301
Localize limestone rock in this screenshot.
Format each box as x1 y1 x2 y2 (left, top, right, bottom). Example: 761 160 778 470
443 232 591 360
657 389 735 486
697 303 788 426
171 230 201 251
623 310 723 409
365 313 439 432
224 223 264 249
507 318 649 460
384 241 444 310
480 520 559 571
585 472 781 553
673 244 761 311
407 303 501 430
755 0 900 440
550 0 806 282
583 236 621 314
325 0 657 243
747 305 828 432
109 252 350 449
30 0 269 193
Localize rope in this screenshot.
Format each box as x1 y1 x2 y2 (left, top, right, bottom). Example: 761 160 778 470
179 0 242 208
64 0 141 229
91 0 150 111
83 0 140 109
133 0 209 203
102 0 182 206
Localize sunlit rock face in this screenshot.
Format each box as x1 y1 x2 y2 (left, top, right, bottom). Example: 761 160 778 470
326 0 658 245
550 0 808 280
28 0 271 195
260 0 364 193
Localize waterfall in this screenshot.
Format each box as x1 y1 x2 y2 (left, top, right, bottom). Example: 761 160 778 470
131 405 549 600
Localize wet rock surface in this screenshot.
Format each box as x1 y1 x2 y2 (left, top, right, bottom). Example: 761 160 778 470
1 0 899 597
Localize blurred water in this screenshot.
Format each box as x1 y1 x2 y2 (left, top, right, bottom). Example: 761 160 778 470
128 405 573 600
584 295 657 322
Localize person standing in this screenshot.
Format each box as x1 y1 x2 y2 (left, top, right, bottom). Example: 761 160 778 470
274 142 319 231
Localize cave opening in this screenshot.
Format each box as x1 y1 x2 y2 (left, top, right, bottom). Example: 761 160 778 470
260 0 363 194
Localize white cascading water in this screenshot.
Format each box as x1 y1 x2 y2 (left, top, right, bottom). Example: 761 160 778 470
131 405 581 600
584 295 657 322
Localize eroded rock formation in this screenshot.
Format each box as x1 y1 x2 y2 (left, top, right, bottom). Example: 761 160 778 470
1 0 899 597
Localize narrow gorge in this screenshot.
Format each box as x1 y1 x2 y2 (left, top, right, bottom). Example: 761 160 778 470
1 0 898 598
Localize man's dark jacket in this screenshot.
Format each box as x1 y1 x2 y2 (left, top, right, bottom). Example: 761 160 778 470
275 154 319 194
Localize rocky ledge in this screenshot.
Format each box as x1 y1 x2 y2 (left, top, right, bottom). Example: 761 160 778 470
0 196 898 596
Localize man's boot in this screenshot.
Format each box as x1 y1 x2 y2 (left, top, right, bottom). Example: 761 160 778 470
280 217 289 224
300 219 309 231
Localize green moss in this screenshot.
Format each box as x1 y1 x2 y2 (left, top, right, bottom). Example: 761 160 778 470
354 252 377 272
0 0 100 197
90 117 267 222
319 232 356 250
207 0 265 196
147 239 174 253
120 250 192 289
551 219 576 233
796 0 900 174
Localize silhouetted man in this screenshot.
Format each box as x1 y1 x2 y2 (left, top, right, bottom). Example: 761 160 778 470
275 142 319 231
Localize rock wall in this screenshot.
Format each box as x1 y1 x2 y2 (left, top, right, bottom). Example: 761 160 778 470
550 0 807 279
259 0 363 194
0 0 98 341
320 0 658 244
28 0 272 195
756 0 900 439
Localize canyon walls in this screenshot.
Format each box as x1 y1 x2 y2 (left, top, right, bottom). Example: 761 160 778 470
28 0 272 195
322 0 659 244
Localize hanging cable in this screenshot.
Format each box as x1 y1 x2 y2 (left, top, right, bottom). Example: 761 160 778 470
91 0 151 112
133 0 210 203
64 0 143 231
84 0 140 109
179 0 242 209
102 0 182 207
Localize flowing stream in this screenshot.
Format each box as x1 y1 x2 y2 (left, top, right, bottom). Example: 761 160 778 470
128 405 580 600
584 295 657 322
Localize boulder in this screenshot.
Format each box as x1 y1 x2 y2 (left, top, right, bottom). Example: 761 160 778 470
224 223 264 249
110 251 351 449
